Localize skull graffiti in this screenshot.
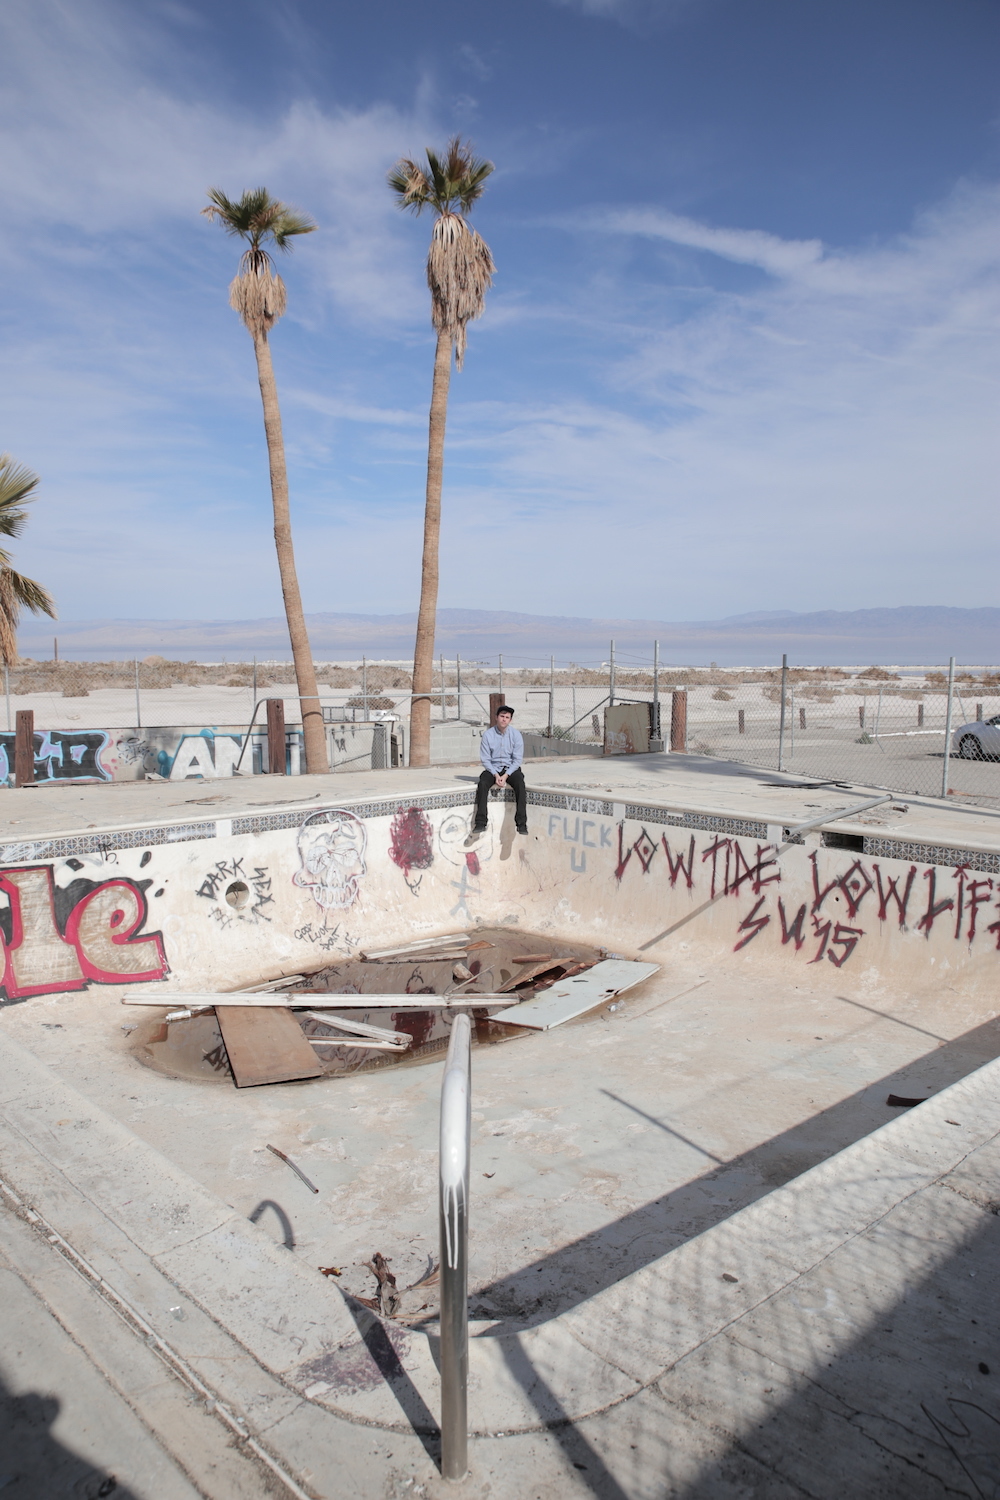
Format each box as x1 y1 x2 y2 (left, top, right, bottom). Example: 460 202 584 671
293 810 368 911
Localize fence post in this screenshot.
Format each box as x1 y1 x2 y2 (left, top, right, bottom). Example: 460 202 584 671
362 655 368 719
266 698 286 775
941 656 956 798
609 640 616 708
777 654 788 771
134 658 142 730
548 656 555 736
918 702 924 728
738 708 745 735
489 692 503 725
799 706 806 729
440 1012 471 1482
14 709 34 786
4 665 9 733
651 640 663 749
670 689 687 752
498 653 503 695
457 656 462 721
440 655 446 721
976 702 983 722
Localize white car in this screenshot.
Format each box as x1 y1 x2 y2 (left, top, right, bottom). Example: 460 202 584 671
951 716 1000 759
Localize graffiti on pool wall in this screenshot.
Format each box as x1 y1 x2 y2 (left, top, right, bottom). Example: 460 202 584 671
389 807 434 895
0 730 113 784
293 810 367 912
196 856 274 928
612 821 1000 969
0 865 167 1001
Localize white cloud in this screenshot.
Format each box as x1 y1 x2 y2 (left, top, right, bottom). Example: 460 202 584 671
583 207 824 277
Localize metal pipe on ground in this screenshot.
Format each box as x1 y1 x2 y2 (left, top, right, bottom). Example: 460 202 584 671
439 1012 471 1482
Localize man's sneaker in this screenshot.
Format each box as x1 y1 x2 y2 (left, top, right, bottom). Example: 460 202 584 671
516 825 528 836
465 828 486 847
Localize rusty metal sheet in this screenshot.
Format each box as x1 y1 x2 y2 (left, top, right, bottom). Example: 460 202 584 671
214 1005 324 1088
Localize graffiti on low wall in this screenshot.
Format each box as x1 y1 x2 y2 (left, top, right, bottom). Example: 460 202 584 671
0 730 114 784
0 865 168 1001
612 819 1000 969
0 726 265 784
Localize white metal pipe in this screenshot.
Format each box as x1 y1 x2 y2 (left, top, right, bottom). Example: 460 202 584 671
941 655 957 798
439 1012 471 1481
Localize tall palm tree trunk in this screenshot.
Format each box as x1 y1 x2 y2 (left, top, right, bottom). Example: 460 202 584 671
410 329 453 767
252 331 329 774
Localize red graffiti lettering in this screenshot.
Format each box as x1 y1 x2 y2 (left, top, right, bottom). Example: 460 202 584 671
777 898 808 950
873 863 917 927
966 879 994 943
0 866 167 999
917 867 955 938
662 834 696 889
733 896 771 951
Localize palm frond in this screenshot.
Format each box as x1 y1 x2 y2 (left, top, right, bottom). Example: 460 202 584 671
388 139 494 217
0 453 40 539
203 188 315 331
427 215 495 368
0 566 56 666
229 267 288 333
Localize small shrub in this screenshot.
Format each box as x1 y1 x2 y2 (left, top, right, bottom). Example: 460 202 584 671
712 688 733 701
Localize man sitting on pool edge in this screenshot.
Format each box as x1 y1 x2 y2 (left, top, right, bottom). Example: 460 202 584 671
467 705 527 842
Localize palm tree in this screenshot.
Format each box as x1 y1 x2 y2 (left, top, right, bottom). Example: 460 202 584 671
0 454 56 666
388 140 495 767
201 186 329 774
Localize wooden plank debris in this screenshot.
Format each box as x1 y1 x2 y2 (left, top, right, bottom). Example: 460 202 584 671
512 953 554 964
302 1011 412 1046
496 960 568 993
362 951 468 965
215 1006 324 1087
491 959 660 1030
360 934 469 960
122 992 504 1009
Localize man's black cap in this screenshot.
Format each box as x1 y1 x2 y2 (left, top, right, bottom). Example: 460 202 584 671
495 705 515 716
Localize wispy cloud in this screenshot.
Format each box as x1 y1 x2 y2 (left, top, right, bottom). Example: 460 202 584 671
581 207 824 277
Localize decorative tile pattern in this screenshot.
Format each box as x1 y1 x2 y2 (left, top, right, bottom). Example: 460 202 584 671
624 803 769 840
530 791 613 816
862 837 1000 873
0 821 216 863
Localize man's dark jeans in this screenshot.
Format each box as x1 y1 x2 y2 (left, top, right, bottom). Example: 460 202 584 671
475 767 527 830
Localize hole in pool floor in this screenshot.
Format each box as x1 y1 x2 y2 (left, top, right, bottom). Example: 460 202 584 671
132 927 607 1084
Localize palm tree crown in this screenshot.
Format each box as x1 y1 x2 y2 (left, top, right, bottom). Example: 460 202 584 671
388 139 495 368
201 187 316 337
0 454 56 665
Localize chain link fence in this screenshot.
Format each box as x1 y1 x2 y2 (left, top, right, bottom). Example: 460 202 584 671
5 648 1000 807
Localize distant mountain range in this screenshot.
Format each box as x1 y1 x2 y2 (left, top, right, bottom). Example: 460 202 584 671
19 605 1000 667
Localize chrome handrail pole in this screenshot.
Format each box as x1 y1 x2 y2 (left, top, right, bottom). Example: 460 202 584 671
439 1012 471 1481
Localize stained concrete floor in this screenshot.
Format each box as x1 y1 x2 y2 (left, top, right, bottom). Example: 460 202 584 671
6 948 999 1333
3 754 1000 1498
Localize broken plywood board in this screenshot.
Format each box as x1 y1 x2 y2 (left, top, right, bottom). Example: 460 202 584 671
490 959 660 1030
215 1006 324 1088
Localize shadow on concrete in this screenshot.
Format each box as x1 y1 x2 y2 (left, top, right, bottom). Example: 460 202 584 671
0 1375 139 1499
475 1014 1000 1330
669 1211 1000 1499
248 1199 295 1250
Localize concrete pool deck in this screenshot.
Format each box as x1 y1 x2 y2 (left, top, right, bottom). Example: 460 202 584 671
1 752 999 1496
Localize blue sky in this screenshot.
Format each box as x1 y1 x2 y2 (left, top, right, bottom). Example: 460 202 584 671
1 0 998 630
